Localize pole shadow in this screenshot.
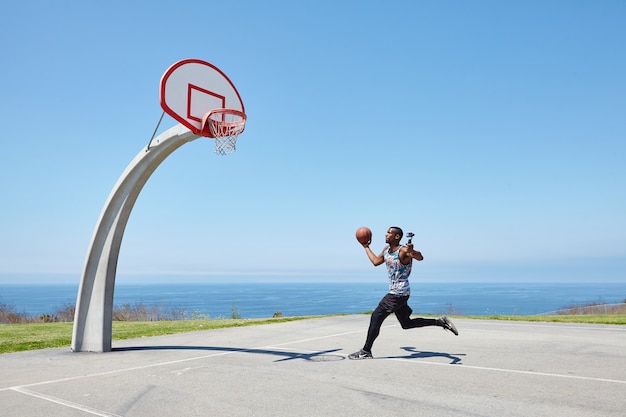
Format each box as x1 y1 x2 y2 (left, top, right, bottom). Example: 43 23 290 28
112 345 345 362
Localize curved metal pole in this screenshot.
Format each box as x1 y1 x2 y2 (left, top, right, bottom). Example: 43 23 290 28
72 125 200 352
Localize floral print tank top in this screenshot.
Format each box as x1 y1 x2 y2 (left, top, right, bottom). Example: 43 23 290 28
384 246 412 296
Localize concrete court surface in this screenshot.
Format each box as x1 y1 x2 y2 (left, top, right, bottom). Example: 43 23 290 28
1 315 624 417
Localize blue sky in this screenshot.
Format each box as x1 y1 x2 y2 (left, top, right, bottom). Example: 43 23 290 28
0 1 624 284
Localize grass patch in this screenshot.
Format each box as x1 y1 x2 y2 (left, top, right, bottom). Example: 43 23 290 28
467 314 626 325
0 322 75 352
110 316 316 339
2 314 624 355
0 316 324 354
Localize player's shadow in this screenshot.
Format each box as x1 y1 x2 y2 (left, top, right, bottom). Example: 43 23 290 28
112 345 345 363
380 347 465 364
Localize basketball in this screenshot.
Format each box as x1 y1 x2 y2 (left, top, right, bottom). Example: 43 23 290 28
355 227 372 245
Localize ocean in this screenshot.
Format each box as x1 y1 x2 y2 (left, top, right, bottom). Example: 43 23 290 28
1 281 625 319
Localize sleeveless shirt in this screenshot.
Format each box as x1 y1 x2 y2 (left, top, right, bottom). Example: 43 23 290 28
384 246 412 296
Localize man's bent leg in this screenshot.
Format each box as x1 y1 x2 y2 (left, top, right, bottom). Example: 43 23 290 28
395 304 438 329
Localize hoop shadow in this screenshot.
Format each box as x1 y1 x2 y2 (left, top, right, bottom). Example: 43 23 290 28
112 345 345 363
380 347 465 364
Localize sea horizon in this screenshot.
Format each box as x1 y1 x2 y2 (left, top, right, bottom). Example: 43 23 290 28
1 281 625 319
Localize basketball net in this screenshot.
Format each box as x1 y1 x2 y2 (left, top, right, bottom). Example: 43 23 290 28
202 109 247 155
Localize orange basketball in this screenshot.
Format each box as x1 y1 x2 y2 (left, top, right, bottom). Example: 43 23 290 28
355 227 372 245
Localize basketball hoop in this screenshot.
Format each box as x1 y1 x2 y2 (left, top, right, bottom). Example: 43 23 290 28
201 108 247 155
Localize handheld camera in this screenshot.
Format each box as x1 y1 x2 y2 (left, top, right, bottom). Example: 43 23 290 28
407 232 414 244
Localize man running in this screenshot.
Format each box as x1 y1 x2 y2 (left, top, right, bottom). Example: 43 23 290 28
349 227 458 360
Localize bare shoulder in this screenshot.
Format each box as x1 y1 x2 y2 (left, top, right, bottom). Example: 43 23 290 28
399 245 412 261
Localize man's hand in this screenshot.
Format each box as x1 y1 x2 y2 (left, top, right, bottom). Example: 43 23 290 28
405 243 423 261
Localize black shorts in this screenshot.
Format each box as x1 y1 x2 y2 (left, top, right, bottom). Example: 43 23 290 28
377 293 413 316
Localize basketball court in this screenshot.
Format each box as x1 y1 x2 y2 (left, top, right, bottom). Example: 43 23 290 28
47 59 624 415
1 316 625 416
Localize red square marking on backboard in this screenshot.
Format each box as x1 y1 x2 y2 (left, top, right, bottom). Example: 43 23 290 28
187 84 226 123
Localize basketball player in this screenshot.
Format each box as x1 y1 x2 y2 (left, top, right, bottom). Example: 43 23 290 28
349 227 458 360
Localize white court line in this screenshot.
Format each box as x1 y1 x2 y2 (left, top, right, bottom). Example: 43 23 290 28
387 357 626 385
4 321 625 417
2 328 370 414
2 326 372 392
4 349 261 415
2 348 250 391
267 327 368 347
262 325 626 386
462 321 626 332
11 387 122 417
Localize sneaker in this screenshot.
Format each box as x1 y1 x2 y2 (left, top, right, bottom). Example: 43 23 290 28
438 316 459 336
348 349 373 360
